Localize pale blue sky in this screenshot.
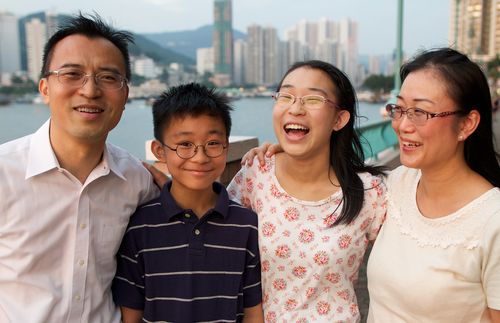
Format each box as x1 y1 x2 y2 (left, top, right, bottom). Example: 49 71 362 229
1 0 451 56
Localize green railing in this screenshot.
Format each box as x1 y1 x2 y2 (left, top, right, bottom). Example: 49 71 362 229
358 119 399 160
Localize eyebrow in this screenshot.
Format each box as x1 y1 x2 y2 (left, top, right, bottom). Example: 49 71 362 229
172 129 226 138
56 63 122 75
280 84 330 97
396 95 436 105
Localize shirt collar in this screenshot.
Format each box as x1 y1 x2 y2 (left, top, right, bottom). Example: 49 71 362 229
160 181 230 221
25 119 59 179
25 119 126 181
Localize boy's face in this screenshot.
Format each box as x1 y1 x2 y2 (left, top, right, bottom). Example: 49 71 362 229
154 114 228 193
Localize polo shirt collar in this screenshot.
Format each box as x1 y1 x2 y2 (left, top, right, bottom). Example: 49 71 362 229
25 118 126 181
161 181 230 221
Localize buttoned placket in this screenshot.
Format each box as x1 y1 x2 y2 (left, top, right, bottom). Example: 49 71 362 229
66 164 110 322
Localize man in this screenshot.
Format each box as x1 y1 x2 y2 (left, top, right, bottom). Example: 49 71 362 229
0 13 158 323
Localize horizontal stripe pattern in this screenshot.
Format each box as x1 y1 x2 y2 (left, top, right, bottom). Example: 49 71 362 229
112 182 261 322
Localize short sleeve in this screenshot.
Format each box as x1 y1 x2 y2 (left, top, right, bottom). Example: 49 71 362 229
227 161 256 209
367 174 388 241
112 222 146 310
483 211 500 310
241 214 262 308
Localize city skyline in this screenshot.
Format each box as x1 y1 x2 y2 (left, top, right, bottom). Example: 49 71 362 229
1 0 450 56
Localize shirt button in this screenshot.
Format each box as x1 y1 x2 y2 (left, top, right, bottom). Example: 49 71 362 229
75 294 81 301
185 213 191 218
78 259 85 266
194 229 200 235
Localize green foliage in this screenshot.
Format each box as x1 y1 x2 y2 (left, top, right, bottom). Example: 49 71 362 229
362 74 394 93
0 77 37 95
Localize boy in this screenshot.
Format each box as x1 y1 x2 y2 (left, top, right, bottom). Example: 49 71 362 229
112 83 263 323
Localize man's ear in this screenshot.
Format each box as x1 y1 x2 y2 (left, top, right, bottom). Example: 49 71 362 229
458 109 480 141
39 78 50 104
333 110 350 131
151 140 167 162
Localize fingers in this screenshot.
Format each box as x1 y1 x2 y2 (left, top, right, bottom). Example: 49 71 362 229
142 161 169 189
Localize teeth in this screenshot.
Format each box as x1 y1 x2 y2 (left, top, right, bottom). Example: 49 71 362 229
404 142 421 147
285 124 309 131
76 107 102 113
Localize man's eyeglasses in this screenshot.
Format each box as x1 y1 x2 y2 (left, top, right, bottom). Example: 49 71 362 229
272 92 339 110
45 67 127 91
385 103 466 126
162 141 227 159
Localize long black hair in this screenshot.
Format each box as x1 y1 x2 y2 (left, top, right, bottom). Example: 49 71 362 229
277 60 386 225
401 48 500 187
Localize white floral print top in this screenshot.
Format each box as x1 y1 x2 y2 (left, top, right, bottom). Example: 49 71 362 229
227 156 387 323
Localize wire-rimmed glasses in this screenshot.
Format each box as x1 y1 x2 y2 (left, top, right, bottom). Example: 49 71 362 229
45 67 127 90
272 92 339 110
385 103 466 126
162 141 227 159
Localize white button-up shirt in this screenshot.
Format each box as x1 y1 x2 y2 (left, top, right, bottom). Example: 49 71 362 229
0 120 159 323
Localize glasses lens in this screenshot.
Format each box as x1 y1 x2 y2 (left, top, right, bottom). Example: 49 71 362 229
96 72 124 90
204 141 225 157
386 104 398 118
302 95 326 109
176 143 195 159
409 108 428 125
57 68 85 87
275 93 294 105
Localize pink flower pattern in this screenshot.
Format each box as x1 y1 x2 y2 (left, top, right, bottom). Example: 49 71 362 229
226 156 387 322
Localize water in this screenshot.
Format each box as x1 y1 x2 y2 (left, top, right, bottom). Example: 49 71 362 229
0 98 383 160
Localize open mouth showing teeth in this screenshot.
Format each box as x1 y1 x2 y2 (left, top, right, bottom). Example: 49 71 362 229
403 142 422 147
75 107 103 113
284 123 310 134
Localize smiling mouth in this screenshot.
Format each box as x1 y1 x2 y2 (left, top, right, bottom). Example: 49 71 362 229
402 141 422 148
284 123 310 135
74 106 104 113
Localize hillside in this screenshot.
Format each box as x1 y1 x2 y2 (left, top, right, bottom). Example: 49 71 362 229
142 25 246 60
129 33 195 66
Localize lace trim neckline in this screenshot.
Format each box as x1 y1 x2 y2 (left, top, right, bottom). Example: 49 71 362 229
389 170 499 249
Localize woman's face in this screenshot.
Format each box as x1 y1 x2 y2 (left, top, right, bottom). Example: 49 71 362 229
272 67 349 160
393 68 465 171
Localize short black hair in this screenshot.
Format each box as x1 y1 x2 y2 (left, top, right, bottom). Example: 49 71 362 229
153 83 233 142
41 12 134 80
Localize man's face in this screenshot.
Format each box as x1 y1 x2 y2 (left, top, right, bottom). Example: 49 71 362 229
39 34 129 146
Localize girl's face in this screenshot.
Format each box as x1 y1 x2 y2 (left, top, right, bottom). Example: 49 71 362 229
393 68 466 171
272 67 349 161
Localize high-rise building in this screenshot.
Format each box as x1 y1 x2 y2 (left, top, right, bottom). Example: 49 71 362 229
245 25 264 85
233 39 245 85
213 0 233 86
450 0 499 61
338 19 359 85
25 18 47 82
133 55 158 79
0 11 21 84
196 47 214 76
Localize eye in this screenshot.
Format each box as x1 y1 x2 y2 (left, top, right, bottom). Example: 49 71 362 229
60 69 84 80
177 141 194 148
303 95 325 105
412 108 428 117
98 72 121 83
206 140 222 147
276 93 294 104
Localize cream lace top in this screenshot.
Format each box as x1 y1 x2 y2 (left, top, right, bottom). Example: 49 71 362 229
367 166 500 323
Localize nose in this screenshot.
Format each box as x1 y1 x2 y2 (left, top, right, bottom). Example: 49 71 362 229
190 145 210 162
288 98 306 115
79 75 101 97
395 111 415 133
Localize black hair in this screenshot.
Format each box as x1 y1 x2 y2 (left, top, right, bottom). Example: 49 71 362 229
401 48 500 187
277 60 386 225
153 83 233 142
41 12 134 80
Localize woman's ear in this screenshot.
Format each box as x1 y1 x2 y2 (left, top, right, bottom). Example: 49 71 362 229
151 140 167 162
333 110 350 131
458 109 480 141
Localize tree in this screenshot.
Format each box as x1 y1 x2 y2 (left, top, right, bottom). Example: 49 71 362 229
362 74 394 93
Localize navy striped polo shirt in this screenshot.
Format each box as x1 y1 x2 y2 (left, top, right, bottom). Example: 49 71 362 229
112 181 262 322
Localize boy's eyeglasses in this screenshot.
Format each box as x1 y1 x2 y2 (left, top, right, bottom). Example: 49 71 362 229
45 67 127 90
272 92 339 110
385 103 466 126
162 141 227 159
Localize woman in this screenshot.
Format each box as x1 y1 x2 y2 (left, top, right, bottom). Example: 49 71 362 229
367 48 500 322
246 48 500 322
227 60 387 322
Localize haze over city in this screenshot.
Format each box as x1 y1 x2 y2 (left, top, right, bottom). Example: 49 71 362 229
1 0 450 56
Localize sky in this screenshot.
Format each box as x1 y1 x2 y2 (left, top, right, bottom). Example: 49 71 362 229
1 0 451 56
